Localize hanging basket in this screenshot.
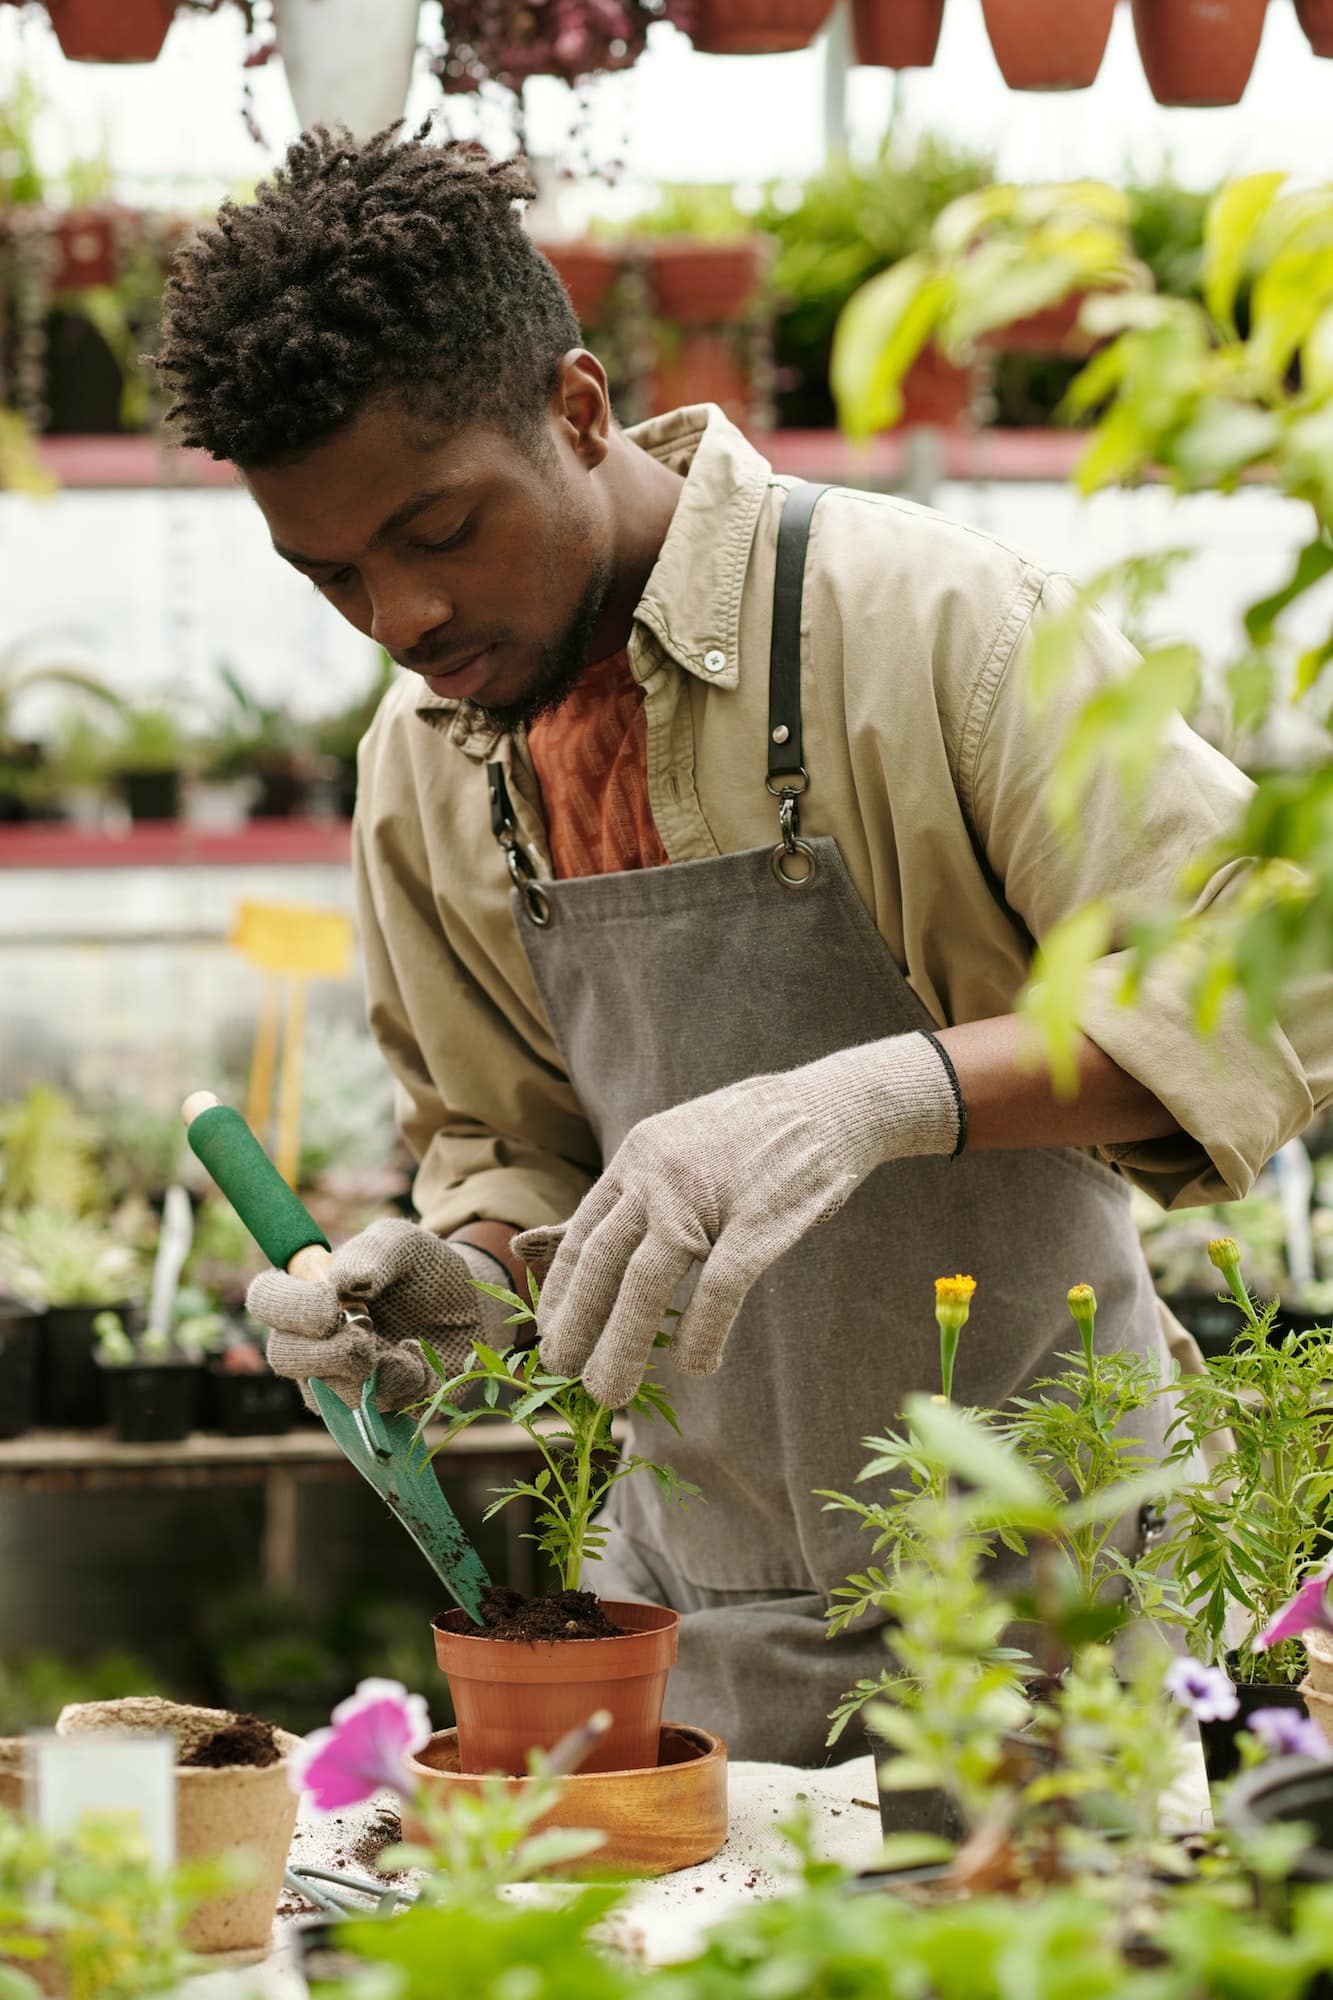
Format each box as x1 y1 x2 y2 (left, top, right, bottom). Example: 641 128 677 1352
980 0 1114 89
688 0 836 55
274 0 420 138
45 0 177 61
1130 0 1268 106
850 0 945 67
1296 0 1333 56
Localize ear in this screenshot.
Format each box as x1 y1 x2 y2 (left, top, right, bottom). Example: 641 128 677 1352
551 350 612 469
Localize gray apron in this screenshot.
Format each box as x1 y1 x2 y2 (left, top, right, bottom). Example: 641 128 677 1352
486 484 1175 1765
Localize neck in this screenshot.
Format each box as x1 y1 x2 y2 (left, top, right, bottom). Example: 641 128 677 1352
583 430 685 662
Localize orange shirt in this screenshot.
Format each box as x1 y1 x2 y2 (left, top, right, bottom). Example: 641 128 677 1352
527 649 671 880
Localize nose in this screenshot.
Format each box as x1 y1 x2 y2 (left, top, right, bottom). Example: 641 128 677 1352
367 576 453 656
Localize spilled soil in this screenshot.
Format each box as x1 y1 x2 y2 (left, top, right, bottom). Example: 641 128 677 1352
181 1712 281 1768
462 1585 627 1641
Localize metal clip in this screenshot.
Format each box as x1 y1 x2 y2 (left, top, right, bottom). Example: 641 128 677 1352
769 779 817 889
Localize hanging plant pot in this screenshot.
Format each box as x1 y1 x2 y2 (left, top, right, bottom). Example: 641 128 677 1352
1130 0 1268 106
980 0 1114 89
52 208 125 290
689 0 836 55
1296 0 1333 56
648 240 764 325
541 242 623 327
851 0 945 67
45 0 177 61
275 0 420 138
432 1599 679 1776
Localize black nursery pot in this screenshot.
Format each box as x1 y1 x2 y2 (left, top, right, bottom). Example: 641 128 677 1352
102 1361 200 1444
1198 1677 1309 1787
38 1303 129 1429
0 1303 41 1440
1227 1754 1333 1882
206 1364 301 1437
876 1746 967 1846
118 769 181 822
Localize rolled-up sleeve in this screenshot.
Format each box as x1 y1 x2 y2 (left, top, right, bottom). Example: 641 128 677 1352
352 807 599 1238
967 573 1329 1209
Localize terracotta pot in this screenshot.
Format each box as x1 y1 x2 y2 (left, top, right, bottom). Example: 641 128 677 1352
897 342 974 428
650 329 755 428
432 1600 679 1777
1296 0 1333 56
55 1699 300 1955
541 241 623 327
46 0 177 61
850 0 944 66
980 0 1115 88
53 209 125 289
405 1722 727 1875
976 292 1099 356
689 0 835 54
1130 0 1268 106
648 240 764 326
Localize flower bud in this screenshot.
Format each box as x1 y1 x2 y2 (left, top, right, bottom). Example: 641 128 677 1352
1066 1282 1097 1371
934 1274 976 1401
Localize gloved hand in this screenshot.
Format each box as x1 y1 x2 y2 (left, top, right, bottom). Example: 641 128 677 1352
513 1029 962 1408
245 1219 508 1413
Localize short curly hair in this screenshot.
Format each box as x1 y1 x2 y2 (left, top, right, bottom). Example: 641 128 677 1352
155 124 580 468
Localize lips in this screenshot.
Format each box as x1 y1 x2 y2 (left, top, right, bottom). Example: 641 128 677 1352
420 645 494 699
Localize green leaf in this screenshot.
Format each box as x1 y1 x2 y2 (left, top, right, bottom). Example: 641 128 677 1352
830 254 944 440
1203 172 1285 331
1245 538 1333 644
902 1395 1053 1519
1017 900 1113 1097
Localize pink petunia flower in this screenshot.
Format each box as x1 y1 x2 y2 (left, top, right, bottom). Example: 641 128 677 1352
1247 1707 1331 1761
1164 1657 1239 1723
290 1678 432 1812
1256 1567 1333 1650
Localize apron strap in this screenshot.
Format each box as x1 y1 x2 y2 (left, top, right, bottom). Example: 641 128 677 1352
767 482 830 888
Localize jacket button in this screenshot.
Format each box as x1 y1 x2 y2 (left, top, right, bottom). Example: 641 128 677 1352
704 649 726 673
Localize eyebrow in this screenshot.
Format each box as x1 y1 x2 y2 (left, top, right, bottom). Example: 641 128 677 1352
273 484 464 570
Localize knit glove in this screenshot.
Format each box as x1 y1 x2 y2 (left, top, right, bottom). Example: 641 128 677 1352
245 1219 511 1414
512 1029 963 1408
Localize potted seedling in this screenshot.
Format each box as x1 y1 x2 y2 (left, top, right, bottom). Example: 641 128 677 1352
1160 1238 1333 1784
205 1322 301 1436
93 1306 214 1444
311 651 396 820
205 663 315 819
103 702 190 821
418 1278 699 1778
0 1207 141 1428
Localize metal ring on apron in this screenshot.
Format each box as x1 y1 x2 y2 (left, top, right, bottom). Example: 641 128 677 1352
503 840 552 927
770 837 818 888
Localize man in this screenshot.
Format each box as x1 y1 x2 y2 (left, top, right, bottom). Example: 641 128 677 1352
157 128 1328 1764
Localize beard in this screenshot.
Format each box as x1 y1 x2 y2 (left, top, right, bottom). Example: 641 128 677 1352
469 555 616 735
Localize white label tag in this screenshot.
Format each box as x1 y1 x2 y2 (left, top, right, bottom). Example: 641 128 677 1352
28 1732 176 1870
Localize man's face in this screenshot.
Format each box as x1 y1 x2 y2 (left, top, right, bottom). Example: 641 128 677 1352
244 387 615 729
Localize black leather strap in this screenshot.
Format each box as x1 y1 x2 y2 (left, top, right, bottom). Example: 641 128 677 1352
767 483 830 787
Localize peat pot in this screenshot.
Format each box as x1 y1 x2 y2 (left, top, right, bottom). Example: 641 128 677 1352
405 1722 727 1875
432 1600 679 1776
56 1698 300 1955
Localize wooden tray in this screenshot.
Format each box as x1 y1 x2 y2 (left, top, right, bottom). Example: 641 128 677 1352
404 1722 727 1877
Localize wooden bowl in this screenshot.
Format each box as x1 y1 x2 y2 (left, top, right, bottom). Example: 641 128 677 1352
404 1722 727 1877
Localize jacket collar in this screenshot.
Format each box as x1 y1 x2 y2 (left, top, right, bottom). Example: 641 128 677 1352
414 404 773 757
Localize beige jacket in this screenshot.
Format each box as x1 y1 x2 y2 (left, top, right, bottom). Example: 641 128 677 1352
354 404 1330 1238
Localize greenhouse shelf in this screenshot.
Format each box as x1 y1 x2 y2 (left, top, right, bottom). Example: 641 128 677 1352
0 819 353 869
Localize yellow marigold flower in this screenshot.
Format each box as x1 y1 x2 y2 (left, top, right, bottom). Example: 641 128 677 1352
1067 1283 1097 1311
935 1275 977 1309
934 1276 975 1402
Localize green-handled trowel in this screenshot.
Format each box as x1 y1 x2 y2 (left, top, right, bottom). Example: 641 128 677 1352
182 1091 490 1624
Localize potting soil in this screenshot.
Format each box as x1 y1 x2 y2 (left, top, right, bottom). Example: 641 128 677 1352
473 1584 627 1640
181 1711 281 1768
